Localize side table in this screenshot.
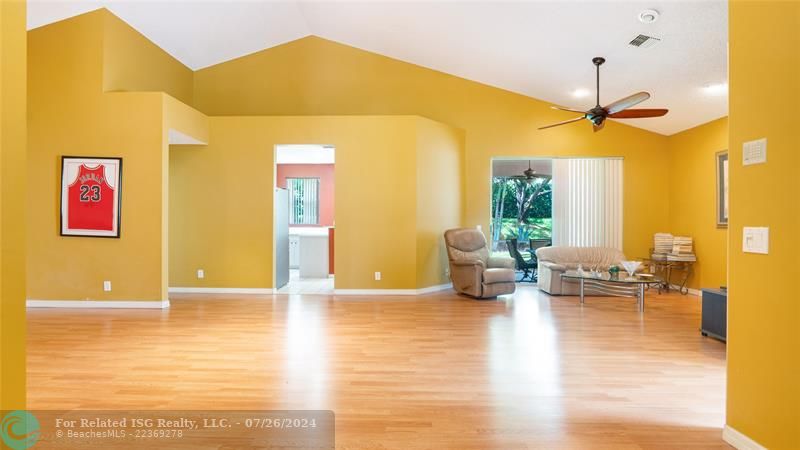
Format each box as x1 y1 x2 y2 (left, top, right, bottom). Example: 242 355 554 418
640 258 694 295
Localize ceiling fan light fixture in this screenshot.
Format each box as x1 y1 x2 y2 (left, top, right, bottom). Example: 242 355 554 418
524 168 536 181
523 161 536 182
638 9 660 24
702 82 728 95
572 88 591 98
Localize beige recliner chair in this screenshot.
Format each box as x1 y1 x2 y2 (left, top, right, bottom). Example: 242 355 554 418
444 228 516 298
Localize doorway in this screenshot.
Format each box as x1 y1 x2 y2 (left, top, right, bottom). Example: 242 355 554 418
490 159 553 257
274 144 335 294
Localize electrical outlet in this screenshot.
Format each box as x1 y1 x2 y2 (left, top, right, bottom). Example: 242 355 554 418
103 281 112 292
374 271 381 281
197 269 205 279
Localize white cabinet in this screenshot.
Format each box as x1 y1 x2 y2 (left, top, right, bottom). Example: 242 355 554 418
289 235 300 269
288 227 330 277
299 235 329 278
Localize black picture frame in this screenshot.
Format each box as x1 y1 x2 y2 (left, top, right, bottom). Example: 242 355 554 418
60 156 123 238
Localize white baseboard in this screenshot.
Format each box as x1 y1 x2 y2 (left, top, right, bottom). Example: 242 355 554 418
334 284 452 296
27 299 170 309
723 425 767 450
416 283 453 295
168 287 274 295
668 284 701 296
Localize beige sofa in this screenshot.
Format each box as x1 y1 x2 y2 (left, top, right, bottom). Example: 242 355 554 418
535 246 627 295
444 228 516 298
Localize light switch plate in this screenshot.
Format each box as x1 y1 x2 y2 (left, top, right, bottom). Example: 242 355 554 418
103 280 112 292
743 138 767 165
743 227 769 254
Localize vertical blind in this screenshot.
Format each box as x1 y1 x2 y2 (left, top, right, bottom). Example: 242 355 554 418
552 158 623 249
287 178 320 225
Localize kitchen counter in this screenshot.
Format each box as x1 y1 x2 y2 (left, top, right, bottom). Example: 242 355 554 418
289 227 333 278
289 227 331 237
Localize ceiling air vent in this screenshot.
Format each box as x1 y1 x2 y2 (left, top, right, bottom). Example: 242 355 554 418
628 34 662 49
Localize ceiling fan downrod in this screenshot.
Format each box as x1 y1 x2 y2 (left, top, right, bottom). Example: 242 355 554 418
592 56 605 108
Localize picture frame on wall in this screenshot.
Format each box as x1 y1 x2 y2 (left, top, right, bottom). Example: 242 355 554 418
716 150 728 228
60 156 123 238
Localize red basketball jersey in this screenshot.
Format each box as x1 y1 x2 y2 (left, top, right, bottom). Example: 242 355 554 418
67 164 116 231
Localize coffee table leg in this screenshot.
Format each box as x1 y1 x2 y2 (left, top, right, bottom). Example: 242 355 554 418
580 278 585 305
638 284 645 312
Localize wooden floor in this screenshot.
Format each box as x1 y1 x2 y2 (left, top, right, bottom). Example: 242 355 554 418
28 285 729 449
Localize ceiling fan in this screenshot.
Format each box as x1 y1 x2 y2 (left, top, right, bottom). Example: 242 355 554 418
539 57 668 132
507 161 550 183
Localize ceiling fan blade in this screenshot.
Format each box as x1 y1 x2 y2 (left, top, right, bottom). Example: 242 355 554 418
509 174 551 180
593 120 605 133
608 108 669 119
538 116 585 130
604 92 651 114
552 105 588 114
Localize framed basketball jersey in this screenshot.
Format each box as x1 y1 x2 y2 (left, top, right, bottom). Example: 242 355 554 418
60 157 122 238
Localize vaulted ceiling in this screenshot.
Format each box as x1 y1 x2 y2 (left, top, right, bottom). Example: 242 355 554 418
28 1 728 135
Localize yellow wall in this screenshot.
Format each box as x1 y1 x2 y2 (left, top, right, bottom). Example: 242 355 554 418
162 95 209 298
27 10 205 303
727 2 800 448
164 94 208 144
667 117 728 290
0 0 27 409
29 10 459 300
102 9 194 106
169 115 456 290
28 10 685 295
23 6 800 446
415 117 464 289
194 36 672 261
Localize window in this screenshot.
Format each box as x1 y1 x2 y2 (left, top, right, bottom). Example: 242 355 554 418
287 178 320 225
551 158 623 249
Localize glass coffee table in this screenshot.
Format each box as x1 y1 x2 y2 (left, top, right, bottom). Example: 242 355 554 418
560 271 664 312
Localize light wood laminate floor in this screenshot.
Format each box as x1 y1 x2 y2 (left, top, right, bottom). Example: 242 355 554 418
27 285 729 449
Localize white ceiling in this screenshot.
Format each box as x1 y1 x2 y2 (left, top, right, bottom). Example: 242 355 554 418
28 1 728 135
276 145 335 164
493 159 553 178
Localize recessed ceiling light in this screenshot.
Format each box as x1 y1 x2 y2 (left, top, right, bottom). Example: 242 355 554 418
702 82 728 95
572 88 591 98
638 9 660 24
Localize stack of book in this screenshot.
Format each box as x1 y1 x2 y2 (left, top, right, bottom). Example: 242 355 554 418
652 233 673 261
667 236 697 262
